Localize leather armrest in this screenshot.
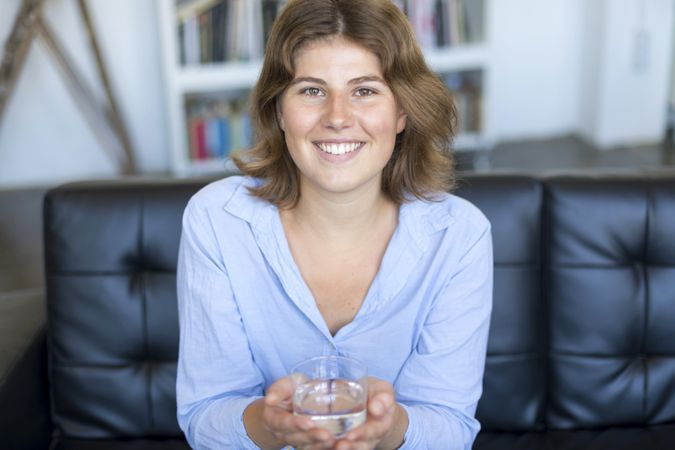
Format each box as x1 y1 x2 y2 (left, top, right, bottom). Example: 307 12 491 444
0 290 52 449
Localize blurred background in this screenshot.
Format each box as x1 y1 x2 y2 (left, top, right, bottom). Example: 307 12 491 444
1 0 674 188
1 0 675 296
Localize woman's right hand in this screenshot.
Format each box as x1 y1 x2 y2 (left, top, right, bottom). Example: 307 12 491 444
261 376 337 450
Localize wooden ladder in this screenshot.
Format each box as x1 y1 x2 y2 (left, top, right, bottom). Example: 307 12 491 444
0 0 136 174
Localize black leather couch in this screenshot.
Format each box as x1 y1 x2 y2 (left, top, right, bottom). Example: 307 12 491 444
2 173 675 449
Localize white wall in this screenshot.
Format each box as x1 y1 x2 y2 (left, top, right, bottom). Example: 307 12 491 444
671 15 675 112
486 0 674 147
579 0 675 148
671 18 675 113
0 0 169 188
487 0 586 142
1 0 674 188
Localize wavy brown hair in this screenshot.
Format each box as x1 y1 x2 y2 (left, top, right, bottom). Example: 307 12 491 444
231 0 457 207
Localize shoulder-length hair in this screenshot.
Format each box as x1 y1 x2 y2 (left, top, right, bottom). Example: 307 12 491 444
231 0 457 208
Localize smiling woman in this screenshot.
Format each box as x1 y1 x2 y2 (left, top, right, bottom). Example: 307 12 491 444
277 37 406 200
176 1 493 450
231 0 457 207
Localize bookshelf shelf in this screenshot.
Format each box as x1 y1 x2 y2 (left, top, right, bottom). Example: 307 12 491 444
176 62 262 92
159 0 492 176
425 44 488 74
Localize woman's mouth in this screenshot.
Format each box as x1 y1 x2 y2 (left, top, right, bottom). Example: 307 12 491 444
314 142 365 155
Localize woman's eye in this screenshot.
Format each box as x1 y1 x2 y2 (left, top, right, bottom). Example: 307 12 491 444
302 87 323 96
355 88 375 97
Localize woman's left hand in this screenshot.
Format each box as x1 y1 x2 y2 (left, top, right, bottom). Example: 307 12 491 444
333 377 407 450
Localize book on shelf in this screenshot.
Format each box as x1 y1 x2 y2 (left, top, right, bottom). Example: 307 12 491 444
186 94 252 162
405 0 485 50
169 0 488 170
175 0 483 65
443 70 482 134
462 0 484 43
176 0 288 65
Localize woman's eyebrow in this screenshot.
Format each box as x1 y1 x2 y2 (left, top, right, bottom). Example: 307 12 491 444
289 76 326 86
288 75 386 86
348 75 386 85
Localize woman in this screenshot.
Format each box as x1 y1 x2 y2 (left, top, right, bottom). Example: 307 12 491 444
176 0 493 449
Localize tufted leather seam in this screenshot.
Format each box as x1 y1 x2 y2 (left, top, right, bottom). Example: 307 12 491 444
139 194 155 434
48 269 176 275
548 352 675 359
494 262 540 267
542 179 553 430
641 184 652 422
485 352 544 359
548 263 675 269
50 362 177 368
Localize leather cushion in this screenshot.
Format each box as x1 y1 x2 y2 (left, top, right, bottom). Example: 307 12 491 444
456 175 545 430
545 175 675 429
52 438 190 450
474 423 675 450
44 180 206 438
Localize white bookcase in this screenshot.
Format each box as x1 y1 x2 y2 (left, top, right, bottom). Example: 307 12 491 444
158 0 492 176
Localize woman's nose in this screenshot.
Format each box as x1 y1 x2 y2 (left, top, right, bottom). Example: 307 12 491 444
322 94 353 130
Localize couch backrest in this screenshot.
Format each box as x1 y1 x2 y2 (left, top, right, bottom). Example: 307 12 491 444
455 175 546 431
43 173 675 438
543 176 675 429
44 180 205 438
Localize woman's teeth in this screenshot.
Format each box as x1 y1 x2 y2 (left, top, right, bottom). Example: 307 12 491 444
316 142 362 155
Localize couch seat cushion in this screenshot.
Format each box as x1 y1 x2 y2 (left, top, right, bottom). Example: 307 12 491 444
474 423 675 450
53 438 190 450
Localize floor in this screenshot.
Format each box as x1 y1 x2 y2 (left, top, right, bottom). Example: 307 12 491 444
0 188 45 296
1 133 674 299
457 133 675 173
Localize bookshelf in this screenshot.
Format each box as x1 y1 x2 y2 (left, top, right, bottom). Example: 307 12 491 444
158 0 491 176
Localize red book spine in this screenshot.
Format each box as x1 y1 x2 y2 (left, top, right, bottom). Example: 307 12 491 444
194 119 208 160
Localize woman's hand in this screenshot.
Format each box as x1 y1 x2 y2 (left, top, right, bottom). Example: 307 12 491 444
262 376 337 450
334 377 407 450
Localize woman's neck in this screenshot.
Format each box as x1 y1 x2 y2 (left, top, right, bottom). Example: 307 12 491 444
281 182 398 245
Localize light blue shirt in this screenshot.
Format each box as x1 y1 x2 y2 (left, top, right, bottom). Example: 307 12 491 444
176 175 493 449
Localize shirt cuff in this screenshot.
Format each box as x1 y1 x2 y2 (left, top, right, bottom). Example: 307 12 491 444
398 403 422 449
230 396 264 449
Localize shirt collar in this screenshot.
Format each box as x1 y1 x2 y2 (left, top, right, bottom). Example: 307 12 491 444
399 192 455 250
222 177 277 231
222 176 456 242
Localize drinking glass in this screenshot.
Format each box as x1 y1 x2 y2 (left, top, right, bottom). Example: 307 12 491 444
290 355 368 437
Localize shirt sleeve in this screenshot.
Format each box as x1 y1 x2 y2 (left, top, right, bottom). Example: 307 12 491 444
176 199 263 449
396 220 493 450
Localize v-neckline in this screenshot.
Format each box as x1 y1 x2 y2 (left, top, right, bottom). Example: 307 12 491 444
245 195 428 340
269 203 422 339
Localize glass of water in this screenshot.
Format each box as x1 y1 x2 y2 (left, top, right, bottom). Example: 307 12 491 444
291 355 368 437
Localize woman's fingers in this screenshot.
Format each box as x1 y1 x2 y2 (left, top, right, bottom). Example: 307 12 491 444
263 375 400 449
366 378 395 412
265 376 295 408
368 392 394 418
262 376 337 448
334 379 399 449
263 401 318 438
265 410 335 447
285 428 336 449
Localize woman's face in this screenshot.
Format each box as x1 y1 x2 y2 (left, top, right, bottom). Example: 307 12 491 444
278 37 406 200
